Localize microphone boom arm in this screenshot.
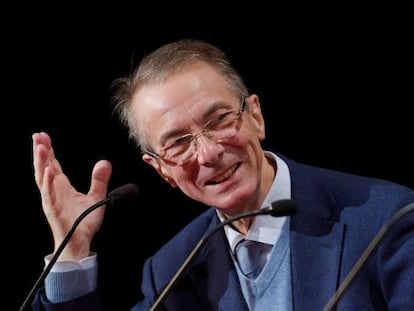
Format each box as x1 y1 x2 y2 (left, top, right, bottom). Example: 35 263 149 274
322 202 414 311
18 183 139 311
150 201 296 311
18 198 111 311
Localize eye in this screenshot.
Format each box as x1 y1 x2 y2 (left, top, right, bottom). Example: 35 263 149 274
207 111 233 130
171 135 193 147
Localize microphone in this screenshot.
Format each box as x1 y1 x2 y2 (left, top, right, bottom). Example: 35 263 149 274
322 201 414 311
18 183 140 311
150 199 297 311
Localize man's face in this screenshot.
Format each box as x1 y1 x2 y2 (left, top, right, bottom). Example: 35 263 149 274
132 62 268 216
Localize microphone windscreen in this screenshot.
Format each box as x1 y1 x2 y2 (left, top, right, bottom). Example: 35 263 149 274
108 183 140 203
270 199 297 217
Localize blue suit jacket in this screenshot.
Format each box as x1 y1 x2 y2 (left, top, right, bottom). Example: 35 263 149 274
33 155 414 310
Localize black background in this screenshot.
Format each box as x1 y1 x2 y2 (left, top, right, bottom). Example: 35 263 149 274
4 5 413 311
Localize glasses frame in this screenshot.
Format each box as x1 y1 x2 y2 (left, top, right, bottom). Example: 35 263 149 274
145 96 247 165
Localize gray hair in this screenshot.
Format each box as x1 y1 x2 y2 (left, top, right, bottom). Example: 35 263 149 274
111 39 249 153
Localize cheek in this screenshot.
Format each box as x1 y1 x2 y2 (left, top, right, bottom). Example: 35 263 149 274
236 130 264 164
236 125 262 148
169 165 199 187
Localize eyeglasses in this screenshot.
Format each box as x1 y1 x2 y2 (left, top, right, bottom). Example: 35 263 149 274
145 96 247 166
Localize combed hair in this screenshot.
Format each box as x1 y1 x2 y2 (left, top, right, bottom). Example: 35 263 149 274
111 39 248 153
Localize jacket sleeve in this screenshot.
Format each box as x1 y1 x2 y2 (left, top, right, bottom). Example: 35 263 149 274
31 287 103 311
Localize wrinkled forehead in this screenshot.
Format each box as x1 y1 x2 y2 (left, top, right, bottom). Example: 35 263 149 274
132 63 235 121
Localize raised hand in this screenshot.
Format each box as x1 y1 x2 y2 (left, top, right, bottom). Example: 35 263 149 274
32 132 112 260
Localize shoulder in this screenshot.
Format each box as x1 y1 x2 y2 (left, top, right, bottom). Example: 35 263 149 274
276 152 414 225
278 152 413 202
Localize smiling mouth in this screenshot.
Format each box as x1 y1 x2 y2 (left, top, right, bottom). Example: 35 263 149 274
209 164 239 184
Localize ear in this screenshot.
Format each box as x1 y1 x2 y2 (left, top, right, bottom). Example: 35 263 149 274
247 95 266 141
142 154 178 187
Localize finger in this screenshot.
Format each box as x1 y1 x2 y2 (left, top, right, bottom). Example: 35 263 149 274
88 159 112 200
33 132 64 188
32 132 50 188
41 165 56 213
38 132 64 173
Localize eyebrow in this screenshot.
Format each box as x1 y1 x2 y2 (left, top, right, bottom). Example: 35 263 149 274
202 101 231 118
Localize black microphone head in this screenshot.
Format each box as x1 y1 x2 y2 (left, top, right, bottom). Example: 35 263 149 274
269 199 297 217
108 183 140 204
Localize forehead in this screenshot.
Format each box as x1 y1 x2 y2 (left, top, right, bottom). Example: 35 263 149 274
135 63 231 106
132 63 237 130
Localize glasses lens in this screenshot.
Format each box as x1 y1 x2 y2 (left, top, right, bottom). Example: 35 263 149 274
207 111 240 141
163 137 195 165
161 104 244 165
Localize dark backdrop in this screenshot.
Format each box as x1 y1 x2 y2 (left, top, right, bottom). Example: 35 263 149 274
4 5 413 311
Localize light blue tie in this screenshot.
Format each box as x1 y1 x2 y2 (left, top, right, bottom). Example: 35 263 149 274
235 239 272 279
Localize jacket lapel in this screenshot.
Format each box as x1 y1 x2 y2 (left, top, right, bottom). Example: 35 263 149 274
290 200 345 311
188 217 249 311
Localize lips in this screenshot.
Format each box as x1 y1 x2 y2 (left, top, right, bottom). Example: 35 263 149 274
210 164 239 184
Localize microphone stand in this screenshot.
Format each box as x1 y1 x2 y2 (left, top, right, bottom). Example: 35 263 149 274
322 202 414 311
150 200 296 311
18 197 111 311
18 183 139 311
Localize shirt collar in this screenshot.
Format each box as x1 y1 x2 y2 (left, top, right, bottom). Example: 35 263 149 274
218 152 292 253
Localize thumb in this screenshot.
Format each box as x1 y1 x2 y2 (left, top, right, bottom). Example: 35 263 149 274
89 159 112 198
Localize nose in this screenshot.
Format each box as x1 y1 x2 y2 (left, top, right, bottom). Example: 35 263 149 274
194 133 224 166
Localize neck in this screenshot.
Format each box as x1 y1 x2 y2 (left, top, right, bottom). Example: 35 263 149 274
220 152 278 234
230 216 255 235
